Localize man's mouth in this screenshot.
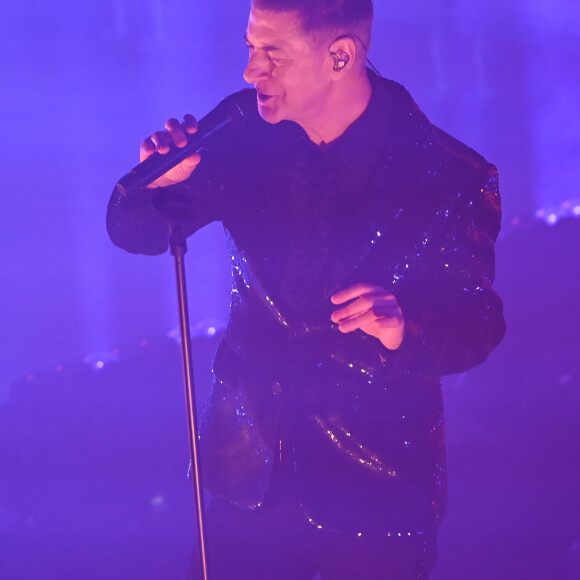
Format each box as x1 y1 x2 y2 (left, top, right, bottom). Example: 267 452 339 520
257 92 273 102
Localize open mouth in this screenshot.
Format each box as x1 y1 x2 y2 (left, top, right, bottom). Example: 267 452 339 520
258 93 273 102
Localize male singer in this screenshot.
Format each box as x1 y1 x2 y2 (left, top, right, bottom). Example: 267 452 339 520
107 1 505 578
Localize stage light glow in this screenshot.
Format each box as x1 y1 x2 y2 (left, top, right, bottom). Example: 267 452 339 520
83 351 118 371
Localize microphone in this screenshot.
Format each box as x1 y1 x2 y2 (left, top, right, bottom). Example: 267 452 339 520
115 88 257 197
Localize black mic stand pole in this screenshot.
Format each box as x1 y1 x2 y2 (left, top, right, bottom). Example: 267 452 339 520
170 225 209 580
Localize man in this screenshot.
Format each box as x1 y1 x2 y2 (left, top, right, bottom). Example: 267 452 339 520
107 1 505 578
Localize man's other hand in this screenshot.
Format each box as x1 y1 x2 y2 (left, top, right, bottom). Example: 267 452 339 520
330 283 405 350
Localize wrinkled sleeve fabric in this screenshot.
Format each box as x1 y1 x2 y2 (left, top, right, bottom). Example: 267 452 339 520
106 162 221 256
395 151 505 377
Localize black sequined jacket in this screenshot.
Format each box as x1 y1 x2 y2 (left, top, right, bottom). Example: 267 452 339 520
107 74 505 534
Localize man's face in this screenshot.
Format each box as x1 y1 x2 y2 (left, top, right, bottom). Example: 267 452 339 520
243 7 332 130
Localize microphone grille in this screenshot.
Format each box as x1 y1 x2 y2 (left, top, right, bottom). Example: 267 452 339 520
222 88 258 125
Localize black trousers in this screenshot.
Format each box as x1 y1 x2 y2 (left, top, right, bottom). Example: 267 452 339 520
188 462 437 580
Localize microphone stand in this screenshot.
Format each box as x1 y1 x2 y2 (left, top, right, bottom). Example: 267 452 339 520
170 225 209 580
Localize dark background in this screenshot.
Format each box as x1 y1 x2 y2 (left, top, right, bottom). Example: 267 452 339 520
1 1 579 578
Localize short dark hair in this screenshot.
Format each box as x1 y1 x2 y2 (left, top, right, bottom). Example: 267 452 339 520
252 0 373 41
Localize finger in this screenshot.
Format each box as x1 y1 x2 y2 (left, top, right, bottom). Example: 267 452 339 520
331 296 373 323
150 130 172 154
331 292 398 324
336 311 375 334
165 118 188 148
140 137 157 161
183 114 199 134
337 308 403 334
331 283 384 305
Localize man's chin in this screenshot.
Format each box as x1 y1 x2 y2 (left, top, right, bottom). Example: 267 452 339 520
257 106 282 124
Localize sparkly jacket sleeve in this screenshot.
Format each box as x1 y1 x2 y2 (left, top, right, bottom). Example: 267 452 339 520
391 127 506 377
106 160 221 256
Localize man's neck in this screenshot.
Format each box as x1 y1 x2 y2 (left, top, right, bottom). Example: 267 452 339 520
302 72 373 145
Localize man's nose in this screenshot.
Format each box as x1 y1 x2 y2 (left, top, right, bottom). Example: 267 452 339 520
243 51 272 84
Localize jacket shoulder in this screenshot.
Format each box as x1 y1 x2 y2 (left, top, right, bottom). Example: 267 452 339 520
374 75 496 179
429 123 497 182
